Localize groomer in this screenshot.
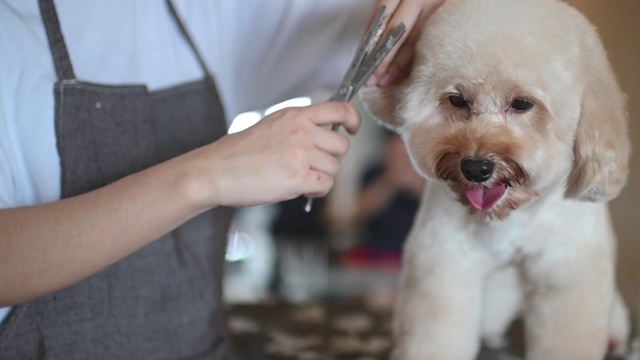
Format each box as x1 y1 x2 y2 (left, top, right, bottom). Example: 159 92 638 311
0 0 444 358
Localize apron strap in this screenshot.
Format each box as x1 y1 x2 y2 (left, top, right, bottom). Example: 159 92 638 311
166 0 213 78
38 0 211 80
38 0 76 80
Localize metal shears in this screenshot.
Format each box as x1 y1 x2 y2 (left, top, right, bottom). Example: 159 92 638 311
304 5 407 212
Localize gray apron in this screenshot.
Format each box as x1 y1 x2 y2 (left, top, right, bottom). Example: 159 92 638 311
0 0 235 359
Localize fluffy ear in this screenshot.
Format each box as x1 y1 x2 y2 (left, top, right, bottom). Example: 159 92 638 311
565 44 631 202
358 85 406 132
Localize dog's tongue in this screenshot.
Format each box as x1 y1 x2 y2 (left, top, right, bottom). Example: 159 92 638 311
464 184 507 211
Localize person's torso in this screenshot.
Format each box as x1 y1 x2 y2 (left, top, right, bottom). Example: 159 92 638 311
0 0 372 212
0 1 234 358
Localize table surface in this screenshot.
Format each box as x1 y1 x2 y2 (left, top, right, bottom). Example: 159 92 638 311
227 303 524 360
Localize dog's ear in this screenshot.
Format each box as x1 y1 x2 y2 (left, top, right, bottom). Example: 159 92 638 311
565 44 631 202
359 84 406 132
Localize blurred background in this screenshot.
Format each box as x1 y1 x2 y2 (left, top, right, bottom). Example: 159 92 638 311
223 0 639 358
224 95 412 307
563 0 640 338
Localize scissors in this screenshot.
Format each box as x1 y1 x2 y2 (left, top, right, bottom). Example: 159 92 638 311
304 5 407 212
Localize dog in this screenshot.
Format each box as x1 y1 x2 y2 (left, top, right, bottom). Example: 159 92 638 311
361 0 632 358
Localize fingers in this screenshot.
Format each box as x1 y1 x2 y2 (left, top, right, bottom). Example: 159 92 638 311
302 171 334 199
376 38 415 87
312 128 350 158
297 103 359 198
299 103 356 170
369 1 421 84
368 0 446 87
286 146 337 199
214 102 359 206
363 0 401 34
308 150 341 178
376 10 427 86
303 102 361 135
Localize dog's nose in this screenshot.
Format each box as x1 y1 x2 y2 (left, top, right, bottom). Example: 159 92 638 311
461 158 495 182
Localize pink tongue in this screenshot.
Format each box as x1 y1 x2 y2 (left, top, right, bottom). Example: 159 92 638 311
464 184 507 211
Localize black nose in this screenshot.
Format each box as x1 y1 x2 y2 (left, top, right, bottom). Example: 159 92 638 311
461 158 495 183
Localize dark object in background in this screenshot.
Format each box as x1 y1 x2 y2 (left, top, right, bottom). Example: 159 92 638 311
270 197 331 301
272 196 328 239
360 165 419 253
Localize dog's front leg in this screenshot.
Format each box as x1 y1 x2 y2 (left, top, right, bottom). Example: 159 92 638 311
522 245 614 360
392 253 487 360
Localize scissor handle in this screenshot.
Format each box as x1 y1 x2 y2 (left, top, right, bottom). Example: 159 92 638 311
303 7 407 213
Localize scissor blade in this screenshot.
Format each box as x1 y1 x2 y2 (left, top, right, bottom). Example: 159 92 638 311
340 5 389 87
351 23 407 92
331 23 407 104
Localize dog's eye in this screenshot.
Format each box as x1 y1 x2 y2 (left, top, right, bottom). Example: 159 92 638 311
449 95 469 108
510 99 533 112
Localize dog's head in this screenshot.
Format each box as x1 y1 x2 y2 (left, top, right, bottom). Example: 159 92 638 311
362 0 630 219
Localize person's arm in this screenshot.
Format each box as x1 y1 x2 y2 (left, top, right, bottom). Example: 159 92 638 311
0 102 360 307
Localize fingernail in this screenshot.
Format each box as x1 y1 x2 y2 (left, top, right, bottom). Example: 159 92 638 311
366 75 378 86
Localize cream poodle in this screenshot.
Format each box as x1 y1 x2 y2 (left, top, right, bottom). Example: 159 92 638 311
361 0 632 359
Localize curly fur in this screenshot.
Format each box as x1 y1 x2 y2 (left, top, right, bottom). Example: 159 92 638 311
361 0 632 358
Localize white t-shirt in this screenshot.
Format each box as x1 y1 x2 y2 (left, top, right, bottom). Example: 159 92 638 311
0 0 371 325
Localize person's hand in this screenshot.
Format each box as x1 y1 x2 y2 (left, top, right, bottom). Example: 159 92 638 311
367 0 446 88
190 102 360 208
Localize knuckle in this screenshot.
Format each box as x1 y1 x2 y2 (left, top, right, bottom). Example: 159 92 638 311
337 136 350 153
337 102 351 117
285 165 307 188
321 178 335 194
324 159 338 177
288 128 304 140
342 102 357 119
337 103 359 127
330 101 350 120
287 125 310 141
305 171 334 197
281 107 300 117
293 170 308 187
288 144 309 162
274 107 302 123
